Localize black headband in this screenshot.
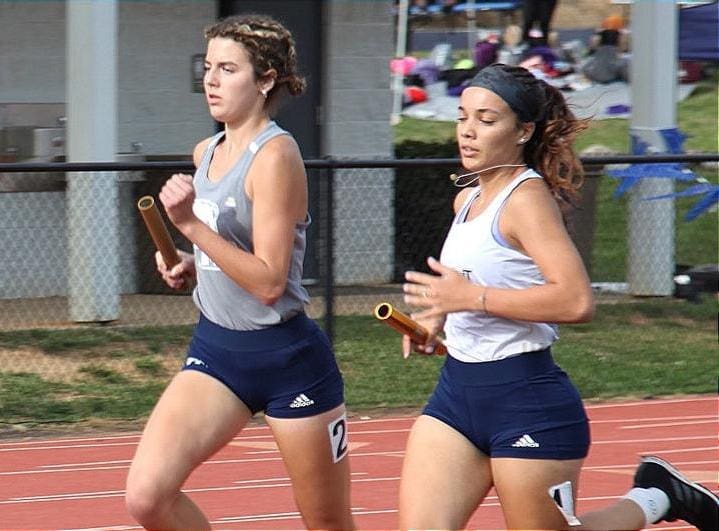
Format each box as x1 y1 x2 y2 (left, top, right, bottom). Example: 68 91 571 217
467 64 544 123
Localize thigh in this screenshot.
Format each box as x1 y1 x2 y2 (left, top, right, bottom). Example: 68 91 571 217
492 457 583 530
399 415 493 530
266 405 353 527
127 371 252 495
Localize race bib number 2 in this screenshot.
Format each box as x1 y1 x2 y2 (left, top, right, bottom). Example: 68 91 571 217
327 413 349 463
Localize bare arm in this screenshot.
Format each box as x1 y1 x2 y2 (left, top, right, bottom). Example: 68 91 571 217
164 135 307 305
486 179 594 323
405 179 594 324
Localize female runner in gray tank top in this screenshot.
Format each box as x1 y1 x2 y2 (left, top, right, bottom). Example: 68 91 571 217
125 15 354 530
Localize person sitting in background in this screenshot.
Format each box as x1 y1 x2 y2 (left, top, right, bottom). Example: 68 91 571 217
497 24 526 66
581 14 629 84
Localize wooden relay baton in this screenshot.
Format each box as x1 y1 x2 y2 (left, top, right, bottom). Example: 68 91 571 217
373 302 447 358
137 195 181 270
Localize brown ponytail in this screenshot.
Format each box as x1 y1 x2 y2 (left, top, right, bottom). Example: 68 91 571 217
524 82 589 216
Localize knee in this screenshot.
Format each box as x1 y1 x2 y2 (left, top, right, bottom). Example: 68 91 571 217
125 474 172 527
302 507 355 531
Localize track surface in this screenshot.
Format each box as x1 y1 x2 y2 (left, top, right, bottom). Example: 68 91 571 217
1 396 716 530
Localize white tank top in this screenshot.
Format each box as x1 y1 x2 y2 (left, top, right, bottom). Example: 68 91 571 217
440 169 558 362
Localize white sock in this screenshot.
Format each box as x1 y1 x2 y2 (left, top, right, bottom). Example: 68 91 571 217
623 487 671 525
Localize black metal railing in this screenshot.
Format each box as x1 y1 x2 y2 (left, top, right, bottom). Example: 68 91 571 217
1 152 717 342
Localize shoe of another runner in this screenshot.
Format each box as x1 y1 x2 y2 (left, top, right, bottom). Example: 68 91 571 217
633 455 719 531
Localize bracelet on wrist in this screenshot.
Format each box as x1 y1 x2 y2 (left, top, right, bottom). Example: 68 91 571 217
478 286 487 314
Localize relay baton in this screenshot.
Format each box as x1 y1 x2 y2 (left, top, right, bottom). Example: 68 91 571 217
373 302 447 358
137 195 181 270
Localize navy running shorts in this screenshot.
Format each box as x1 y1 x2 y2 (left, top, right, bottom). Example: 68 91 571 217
183 313 345 419
423 349 590 459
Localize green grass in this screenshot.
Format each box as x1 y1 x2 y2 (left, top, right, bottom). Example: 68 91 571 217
0 372 165 425
0 325 191 353
554 298 716 398
0 297 715 428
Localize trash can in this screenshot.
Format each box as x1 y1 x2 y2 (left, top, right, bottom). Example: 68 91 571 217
572 146 614 279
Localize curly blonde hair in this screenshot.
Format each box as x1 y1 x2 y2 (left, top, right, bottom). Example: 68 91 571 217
204 14 306 109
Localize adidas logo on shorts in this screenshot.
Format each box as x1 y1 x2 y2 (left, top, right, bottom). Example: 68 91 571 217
511 434 540 448
289 393 315 408
185 356 207 368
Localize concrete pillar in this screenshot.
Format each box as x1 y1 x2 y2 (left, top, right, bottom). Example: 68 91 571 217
66 0 119 321
628 0 678 296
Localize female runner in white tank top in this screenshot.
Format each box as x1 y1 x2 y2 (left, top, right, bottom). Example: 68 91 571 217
398 64 718 531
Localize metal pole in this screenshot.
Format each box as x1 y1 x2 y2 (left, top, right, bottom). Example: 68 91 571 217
466 0 477 54
628 0 678 296
323 165 335 345
391 0 409 126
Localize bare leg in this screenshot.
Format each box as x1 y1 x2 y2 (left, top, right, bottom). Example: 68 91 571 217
267 405 354 530
492 457 583 530
398 415 492 530
125 371 252 530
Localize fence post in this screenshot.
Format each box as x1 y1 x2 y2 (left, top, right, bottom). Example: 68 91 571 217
576 146 616 280
323 163 335 344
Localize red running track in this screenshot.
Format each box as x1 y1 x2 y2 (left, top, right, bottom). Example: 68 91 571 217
0 396 716 530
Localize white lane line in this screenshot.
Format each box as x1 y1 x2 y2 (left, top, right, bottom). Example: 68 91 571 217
620 419 718 429
0 441 139 452
214 507 399 524
2 402 713 452
592 435 716 444
0 434 142 447
39 460 130 468
60 526 141 531
585 396 716 408
8 415 717 452
0 475 402 505
634 446 719 455
583 459 718 471
590 414 715 424
0 464 131 476
0 450 405 476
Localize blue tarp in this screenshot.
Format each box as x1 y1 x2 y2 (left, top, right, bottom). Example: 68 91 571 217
679 1 719 61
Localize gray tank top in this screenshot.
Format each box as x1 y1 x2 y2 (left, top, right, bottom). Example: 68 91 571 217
191 121 310 330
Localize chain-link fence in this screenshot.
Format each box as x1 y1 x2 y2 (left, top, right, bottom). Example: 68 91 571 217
0 154 716 384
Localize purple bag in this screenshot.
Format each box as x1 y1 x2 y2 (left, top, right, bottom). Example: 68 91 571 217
410 59 441 86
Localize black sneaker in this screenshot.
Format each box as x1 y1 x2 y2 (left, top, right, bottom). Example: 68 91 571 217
633 455 719 531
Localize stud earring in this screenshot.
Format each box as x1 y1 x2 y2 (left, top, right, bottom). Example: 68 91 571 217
260 89 268 98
